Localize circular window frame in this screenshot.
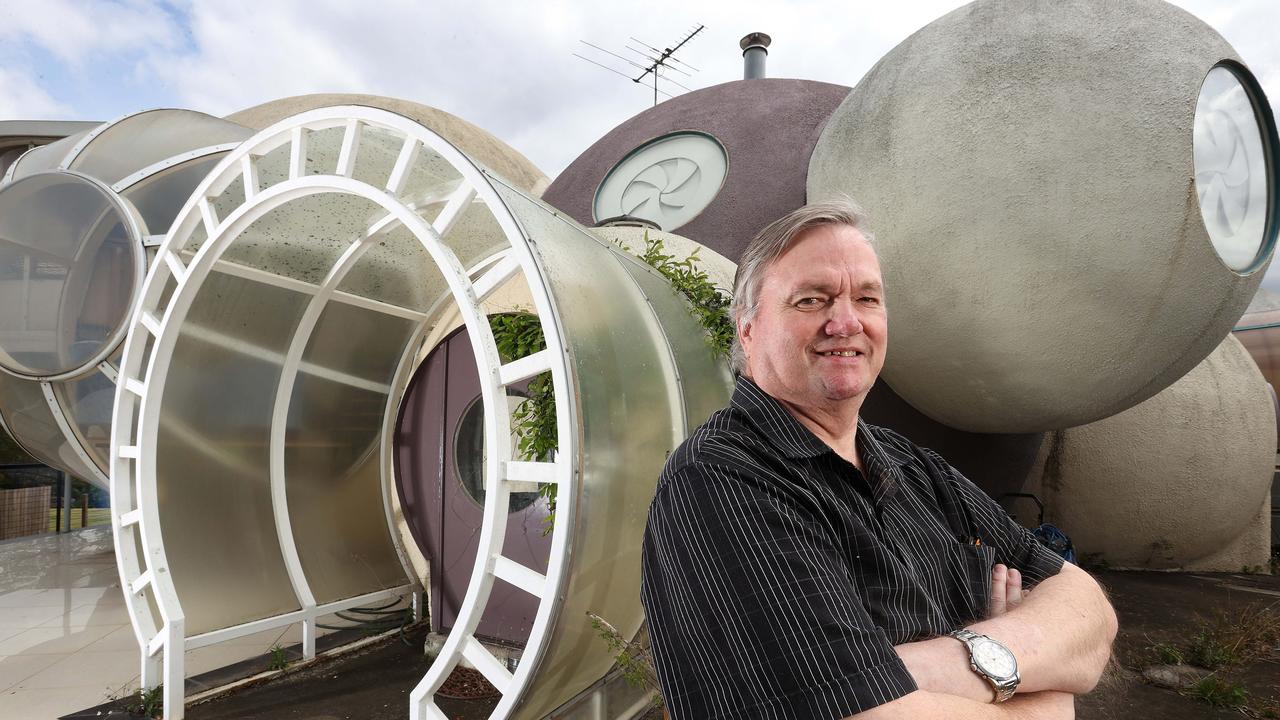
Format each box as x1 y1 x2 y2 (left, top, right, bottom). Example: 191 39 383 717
1194 60 1280 276
591 130 729 231
0 170 148 381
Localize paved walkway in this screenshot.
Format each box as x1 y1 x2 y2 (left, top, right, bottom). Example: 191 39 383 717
0 527 314 720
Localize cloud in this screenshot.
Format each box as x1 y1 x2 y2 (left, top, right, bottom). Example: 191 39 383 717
0 67 73 119
0 0 180 67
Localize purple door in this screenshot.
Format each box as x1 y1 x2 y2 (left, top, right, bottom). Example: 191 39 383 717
394 326 552 644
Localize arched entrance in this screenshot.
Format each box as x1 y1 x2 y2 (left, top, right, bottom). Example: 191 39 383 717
395 324 551 644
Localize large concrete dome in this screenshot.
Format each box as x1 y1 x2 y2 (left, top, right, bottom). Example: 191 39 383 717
1039 334 1274 570
227 93 549 195
544 79 851 262
808 0 1278 433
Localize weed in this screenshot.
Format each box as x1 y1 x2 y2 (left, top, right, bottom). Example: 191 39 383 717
1189 675 1248 708
1186 603 1280 670
268 643 290 671
587 611 662 708
126 685 163 718
1149 642 1184 665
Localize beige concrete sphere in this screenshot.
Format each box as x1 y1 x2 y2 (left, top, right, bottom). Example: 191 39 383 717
227 93 549 195
808 0 1273 432
1041 335 1274 569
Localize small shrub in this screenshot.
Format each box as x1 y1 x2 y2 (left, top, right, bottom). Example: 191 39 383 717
268 644 290 671
1190 676 1248 708
587 611 662 708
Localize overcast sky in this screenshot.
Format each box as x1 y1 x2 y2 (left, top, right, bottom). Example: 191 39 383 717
1 0 1277 179
3 0 1279 293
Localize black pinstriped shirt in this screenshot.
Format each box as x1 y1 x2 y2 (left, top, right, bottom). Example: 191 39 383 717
641 378 1064 719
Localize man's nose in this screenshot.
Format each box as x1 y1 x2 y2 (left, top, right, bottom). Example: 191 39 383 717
825 300 863 337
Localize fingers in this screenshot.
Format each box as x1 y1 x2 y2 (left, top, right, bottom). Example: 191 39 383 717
989 564 1008 617
1006 567 1023 610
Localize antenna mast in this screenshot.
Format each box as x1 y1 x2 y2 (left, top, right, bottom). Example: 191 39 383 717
574 24 704 107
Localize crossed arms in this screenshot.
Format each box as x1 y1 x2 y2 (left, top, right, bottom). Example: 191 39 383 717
856 561 1118 719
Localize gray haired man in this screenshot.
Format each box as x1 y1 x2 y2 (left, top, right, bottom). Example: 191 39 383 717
641 200 1116 719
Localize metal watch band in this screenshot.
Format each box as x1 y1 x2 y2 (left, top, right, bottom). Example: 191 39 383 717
949 629 1020 703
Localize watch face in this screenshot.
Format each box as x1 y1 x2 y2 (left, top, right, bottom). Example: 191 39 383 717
973 638 1017 679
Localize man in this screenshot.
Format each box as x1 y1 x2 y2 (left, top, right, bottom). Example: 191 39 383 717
640 200 1116 719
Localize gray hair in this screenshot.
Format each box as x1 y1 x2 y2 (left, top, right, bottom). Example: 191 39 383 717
730 198 876 375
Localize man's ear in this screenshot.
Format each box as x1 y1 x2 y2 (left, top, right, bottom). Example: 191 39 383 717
737 316 752 355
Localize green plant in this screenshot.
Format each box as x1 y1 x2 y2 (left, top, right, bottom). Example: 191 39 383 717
1186 603 1280 670
1190 675 1248 708
268 643 290 671
127 685 164 718
1150 642 1184 665
632 232 734 359
489 313 558 533
1189 628 1240 670
587 611 661 708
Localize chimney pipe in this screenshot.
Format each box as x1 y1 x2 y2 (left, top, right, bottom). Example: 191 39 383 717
740 32 771 80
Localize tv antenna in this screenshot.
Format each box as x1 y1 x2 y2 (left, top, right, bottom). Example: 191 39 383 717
574 24 704 106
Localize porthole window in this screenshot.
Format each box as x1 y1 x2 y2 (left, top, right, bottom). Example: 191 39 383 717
1194 63 1278 273
593 131 727 231
454 394 540 513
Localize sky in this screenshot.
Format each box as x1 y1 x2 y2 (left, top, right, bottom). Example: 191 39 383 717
2 0 1279 290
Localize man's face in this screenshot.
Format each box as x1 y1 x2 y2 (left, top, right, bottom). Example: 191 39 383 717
739 224 887 417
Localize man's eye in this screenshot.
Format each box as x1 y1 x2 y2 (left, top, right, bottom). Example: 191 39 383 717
861 297 882 306
796 297 822 308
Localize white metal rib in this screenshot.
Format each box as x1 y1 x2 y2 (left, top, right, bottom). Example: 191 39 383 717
120 509 142 527
498 349 553 386
288 127 307 180
462 636 513 694
504 460 561 486
335 119 361 177
491 555 546 596
386 137 420 196
432 185 477 238
241 155 259 201
472 253 521 301
198 197 219 236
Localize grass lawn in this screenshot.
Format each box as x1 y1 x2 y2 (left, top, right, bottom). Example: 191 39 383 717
46 507 111 532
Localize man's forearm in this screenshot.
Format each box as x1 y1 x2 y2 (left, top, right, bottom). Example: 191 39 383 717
898 562 1117 701
849 689 1075 719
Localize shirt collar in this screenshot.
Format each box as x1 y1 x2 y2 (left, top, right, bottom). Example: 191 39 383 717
732 376 912 498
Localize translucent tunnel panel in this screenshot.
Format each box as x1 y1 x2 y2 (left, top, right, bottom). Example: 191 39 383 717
334 222 440 313
0 373 102 483
157 271 310 636
217 192 382 286
0 173 142 378
439 200 513 272
53 366 115 472
123 153 227 236
487 181 734 719
8 130 92 180
285 303 418 604
351 124 405 190
66 109 252 186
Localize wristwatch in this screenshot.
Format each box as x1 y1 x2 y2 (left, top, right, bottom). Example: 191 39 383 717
949 629 1020 703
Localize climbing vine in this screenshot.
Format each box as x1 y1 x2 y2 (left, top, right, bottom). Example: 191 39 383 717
488 235 733 534
489 312 557 533
632 232 734 359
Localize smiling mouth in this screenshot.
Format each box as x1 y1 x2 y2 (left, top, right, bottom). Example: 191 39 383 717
817 350 862 357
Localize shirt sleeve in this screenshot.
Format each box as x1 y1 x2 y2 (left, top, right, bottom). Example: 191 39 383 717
924 450 1065 588
641 459 918 720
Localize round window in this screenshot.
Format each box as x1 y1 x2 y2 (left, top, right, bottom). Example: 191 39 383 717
454 394 541 513
0 172 143 378
593 131 728 231
1193 63 1276 272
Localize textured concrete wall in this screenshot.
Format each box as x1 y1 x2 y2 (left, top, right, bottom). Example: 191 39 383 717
1036 335 1274 570
808 0 1270 433
227 93 549 195
545 79 850 263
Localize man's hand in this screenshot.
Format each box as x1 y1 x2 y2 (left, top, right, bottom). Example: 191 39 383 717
989 564 1024 617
